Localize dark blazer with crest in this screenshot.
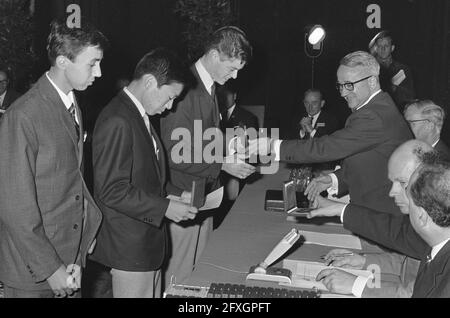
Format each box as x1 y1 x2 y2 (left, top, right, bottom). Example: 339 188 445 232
0 74 102 290
280 92 412 215
90 90 182 271
343 204 450 297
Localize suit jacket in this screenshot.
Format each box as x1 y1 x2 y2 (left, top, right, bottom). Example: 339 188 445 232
342 204 450 297
90 91 182 271
288 109 340 140
434 139 450 161
280 92 413 214
222 105 259 131
0 74 102 290
413 241 450 297
160 65 222 193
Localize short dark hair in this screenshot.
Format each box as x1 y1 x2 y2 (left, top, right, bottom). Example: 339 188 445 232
47 19 109 66
203 26 252 63
132 48 191 87
410 156 450 227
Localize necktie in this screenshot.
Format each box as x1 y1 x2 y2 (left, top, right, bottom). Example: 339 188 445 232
210 83 220 127
69 104 80 141
143 114 159 160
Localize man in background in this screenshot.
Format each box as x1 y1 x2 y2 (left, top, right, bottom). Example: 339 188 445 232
369 30 415 110
404 99 450 160
218 82 259 200
0 20 107 298
288 88 339 140
0 67 21 118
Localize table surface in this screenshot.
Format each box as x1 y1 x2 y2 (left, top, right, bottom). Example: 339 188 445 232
186 163 388 289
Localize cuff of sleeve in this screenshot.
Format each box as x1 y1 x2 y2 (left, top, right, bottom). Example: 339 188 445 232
329 173 339 192
352 275 370 298
273 139 282 161
310 129 317 138
340 203 348 223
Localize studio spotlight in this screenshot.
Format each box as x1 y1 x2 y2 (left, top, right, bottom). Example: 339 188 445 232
307 24 326 46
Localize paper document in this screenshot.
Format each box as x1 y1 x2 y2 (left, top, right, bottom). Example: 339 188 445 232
166 187 223 211
301 230 362 250
199 187 223 210
391 69 406 86
283 259 373 292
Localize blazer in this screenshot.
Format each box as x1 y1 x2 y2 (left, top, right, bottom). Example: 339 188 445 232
0 74 102 290
413 240 450 298
434 139 450 161
280 92 413 214
90 90 182 271
160 65 222 193
288 109 340 140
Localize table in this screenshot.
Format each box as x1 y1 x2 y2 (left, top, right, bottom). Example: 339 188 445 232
186 163 391 290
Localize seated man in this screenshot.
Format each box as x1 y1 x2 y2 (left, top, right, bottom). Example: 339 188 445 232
217 82 258 200
310 142 450 297
404 99 450 160
288 88 340 140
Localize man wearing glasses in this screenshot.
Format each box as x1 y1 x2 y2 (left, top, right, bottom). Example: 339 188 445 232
403 100 450 160
252 51 412 215
0 68 21 118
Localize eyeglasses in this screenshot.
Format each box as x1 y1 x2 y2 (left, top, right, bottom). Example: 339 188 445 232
336 75 372 92
0 79 8 85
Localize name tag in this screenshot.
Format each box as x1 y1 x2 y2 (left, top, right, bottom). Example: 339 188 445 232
316 123 325 128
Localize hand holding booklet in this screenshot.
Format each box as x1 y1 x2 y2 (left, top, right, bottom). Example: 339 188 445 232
167 187 223 211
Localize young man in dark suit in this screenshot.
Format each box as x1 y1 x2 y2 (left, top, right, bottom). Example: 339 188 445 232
90 48 198 298
312 145 450 297
0 20 107 298
160 26 255 288
254 51 412 215
0 68 21 118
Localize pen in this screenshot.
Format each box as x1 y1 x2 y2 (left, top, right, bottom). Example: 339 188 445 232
320 251 382 259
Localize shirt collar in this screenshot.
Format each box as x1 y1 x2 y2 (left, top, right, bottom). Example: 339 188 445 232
432 139 440 148
195 59 215 95
355 89 381 111
0 90 6 101
45 72 75 110
123 87 146 117
430 238 450 261
227 104 236 119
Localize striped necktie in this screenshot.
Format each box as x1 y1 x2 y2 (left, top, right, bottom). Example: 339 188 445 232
143 114 159 160
69 104 80 141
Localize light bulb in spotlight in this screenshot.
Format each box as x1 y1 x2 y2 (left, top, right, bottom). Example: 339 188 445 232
308 25 325 45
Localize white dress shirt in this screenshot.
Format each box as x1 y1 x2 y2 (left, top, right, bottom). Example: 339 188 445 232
123 87 159 159
46 72 77 123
